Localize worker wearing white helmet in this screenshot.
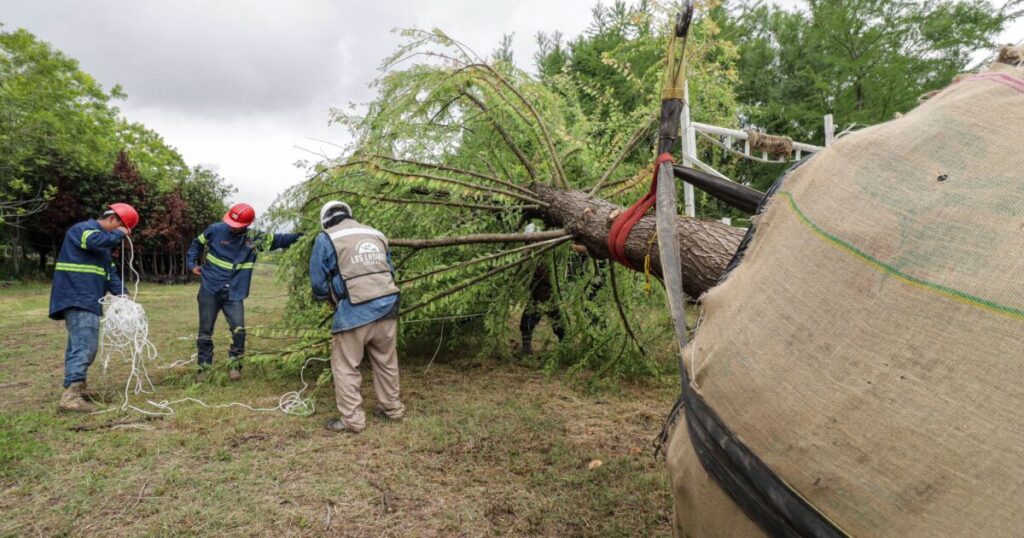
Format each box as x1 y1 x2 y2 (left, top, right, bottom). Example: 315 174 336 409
309 200 404 433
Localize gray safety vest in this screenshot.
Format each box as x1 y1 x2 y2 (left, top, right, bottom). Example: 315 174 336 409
326 219 400 304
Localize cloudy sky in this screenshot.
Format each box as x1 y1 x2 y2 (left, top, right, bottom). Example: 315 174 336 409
2 1 1021 215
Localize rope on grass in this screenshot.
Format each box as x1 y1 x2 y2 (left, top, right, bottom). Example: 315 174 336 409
134 357 331 417
97 235 330 417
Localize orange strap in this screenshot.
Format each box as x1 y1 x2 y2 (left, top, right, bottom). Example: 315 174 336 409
607 153 674 269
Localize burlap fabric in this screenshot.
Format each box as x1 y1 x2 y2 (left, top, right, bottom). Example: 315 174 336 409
667 65 1024 536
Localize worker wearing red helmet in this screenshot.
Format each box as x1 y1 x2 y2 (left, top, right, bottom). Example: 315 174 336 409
49 202 139 413
186 202 302 380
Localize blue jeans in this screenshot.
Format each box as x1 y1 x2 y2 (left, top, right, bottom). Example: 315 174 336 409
197 287 245 367
63 308 100 388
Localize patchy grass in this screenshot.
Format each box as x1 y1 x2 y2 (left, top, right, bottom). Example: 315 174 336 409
0 267 677 536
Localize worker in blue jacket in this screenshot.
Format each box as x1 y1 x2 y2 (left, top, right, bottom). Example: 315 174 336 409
310 200 404 434
49 203 139 413
186 202 301 380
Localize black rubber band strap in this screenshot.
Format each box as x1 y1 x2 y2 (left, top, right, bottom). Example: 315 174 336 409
658 158 848 537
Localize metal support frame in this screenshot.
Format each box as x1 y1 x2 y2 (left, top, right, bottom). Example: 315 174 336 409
678 97 834 218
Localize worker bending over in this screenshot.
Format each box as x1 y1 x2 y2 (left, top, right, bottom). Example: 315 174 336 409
310 200 404 434
49 203 139 412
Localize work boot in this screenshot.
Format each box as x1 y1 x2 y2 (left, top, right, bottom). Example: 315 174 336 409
79 382 99 401
374 408 403 422
325 418 361 434
229 368 242 382
58 383 96 413
520 337 533 356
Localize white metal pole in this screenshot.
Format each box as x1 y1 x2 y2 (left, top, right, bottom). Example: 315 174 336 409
691 121 823 153
680 81 696 218
824 114 834 147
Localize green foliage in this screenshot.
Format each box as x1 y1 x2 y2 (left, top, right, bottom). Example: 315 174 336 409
0 28 120 222
0 26 233 276
271 5 741 379
720 0 1021 190
536 0 742 218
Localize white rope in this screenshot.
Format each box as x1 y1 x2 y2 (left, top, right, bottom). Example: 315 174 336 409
99 294 159 403
133 357 330 417
99 235 160 411
97 234 329 417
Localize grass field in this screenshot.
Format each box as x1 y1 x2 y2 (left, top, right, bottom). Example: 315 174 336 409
0 267 679 537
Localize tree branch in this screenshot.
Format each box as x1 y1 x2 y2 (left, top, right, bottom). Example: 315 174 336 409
324 188 536 212
400 239 567 316
348 161 548 206
461 64 569 187
365 154 535 196
461 90 540 181
608 263 647 356
391 229 568 249
589 115 657 194
398 235 571 285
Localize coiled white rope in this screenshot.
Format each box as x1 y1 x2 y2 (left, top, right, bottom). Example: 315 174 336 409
99 294 159 407
98 235 328 417
134 356 330 417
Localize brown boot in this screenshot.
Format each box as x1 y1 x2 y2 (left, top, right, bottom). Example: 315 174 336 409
79 382 99 401
59 382 96 413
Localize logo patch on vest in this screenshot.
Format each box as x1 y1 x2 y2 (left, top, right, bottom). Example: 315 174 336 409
351 240 386 264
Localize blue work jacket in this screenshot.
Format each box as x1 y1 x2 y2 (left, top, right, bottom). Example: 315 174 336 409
309 231 399 333
186 222 301 301
49 219 125 320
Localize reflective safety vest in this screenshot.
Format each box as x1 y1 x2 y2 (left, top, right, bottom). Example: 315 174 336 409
186 222 302 301
326 219 400 304
49 219 124 320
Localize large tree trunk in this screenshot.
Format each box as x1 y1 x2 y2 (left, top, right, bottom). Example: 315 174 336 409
531 184 745 298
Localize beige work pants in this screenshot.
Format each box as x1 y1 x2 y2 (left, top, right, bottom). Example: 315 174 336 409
330 318 404 431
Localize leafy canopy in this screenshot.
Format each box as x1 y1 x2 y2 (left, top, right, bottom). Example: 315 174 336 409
270 3 741 379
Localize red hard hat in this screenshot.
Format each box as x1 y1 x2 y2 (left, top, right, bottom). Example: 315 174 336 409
223 203 256 228
109 203 139 230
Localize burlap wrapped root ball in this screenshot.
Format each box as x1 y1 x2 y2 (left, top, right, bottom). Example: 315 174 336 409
665 64 1024 536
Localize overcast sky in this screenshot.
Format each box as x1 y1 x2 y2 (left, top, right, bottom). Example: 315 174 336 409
1 1 1021 216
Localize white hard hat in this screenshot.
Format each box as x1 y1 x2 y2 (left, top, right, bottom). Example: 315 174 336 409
320 200 352 229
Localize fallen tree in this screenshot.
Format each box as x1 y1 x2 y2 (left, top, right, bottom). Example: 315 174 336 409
259 8 1024 537
268 20 746 377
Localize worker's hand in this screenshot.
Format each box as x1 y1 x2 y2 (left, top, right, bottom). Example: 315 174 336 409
117 226 131 236
191 266 202 277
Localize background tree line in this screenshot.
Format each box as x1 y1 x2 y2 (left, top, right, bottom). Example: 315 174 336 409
534 0 1020 196
0 26 235 280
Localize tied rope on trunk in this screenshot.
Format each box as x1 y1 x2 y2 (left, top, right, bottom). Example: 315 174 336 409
607 152 674 269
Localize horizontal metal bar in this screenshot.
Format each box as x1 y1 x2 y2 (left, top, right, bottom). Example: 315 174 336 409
691 121 824 153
